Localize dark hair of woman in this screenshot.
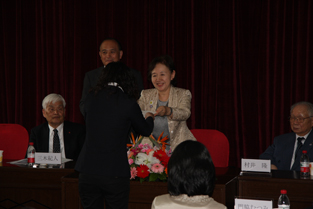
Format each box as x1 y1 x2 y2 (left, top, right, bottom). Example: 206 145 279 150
147 54 177 86
167 140 216 197
93 62 139 100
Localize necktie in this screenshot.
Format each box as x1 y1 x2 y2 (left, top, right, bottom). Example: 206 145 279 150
295 137 304 159
53 129 60 153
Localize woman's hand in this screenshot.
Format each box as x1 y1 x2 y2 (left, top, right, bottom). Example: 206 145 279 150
145 112 155 120
154 106 172 117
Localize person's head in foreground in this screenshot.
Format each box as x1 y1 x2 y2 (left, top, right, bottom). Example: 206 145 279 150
94 61 139 99
168 140 216 197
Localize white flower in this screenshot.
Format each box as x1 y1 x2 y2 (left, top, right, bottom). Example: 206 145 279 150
135 151 160 168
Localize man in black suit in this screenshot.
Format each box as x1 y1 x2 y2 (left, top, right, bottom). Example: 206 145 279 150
260 101 313 171
79 38 144 116
30 93 85 160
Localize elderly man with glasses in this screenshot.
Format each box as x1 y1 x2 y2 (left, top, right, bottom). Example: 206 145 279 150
260 101 313 171
30 93 86 161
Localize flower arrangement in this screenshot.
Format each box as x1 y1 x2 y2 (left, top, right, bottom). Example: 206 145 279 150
127 133 171 182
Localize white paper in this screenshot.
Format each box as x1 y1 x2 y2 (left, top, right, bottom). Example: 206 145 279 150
235 198 272 209
62 158 73 163
8 158 28 165
8 157 72 165
35 152 62 164
241 158 271 172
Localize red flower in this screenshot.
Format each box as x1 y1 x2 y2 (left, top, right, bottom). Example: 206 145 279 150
131 147 141 156
136 164 150 178
161 155 170 167
154 150 170 167
153 150 167 161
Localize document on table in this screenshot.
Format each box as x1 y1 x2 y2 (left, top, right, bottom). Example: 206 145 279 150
8 158 27 165
8 158 72 165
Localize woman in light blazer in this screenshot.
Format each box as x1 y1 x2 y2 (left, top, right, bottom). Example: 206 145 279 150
138 55 196 150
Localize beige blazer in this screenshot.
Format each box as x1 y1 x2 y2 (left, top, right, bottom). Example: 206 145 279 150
138 86 196 150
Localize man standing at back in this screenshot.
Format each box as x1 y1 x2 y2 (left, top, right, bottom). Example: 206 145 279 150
79 38 144 115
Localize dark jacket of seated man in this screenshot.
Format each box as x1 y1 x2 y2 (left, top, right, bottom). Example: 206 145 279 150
30 121 86 161
259 131 313 171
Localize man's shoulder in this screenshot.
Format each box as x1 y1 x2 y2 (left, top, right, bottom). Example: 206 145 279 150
85 66 104 77
31 122 48 132
85 66 141 79
129 67 140 74
64 121 85 129
274 132 295 141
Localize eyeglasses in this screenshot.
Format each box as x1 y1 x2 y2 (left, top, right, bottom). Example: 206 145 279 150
289 116 313 123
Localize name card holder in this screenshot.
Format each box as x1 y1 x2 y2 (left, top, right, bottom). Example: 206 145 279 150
235 197 273 209
240 158 271 176
35 152 62 165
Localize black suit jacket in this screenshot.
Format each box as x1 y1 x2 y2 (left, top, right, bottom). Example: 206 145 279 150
75 86 153 177
260 131 313 171
79 66 144 116
29 121 86 160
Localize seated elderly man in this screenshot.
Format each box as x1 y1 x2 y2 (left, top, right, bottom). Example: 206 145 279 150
30 93 86 160
260 101 313 171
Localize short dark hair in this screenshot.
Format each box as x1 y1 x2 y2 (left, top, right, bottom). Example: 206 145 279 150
168 140 216 196
93 62 139 99
148 55 177 86
99 38 123 51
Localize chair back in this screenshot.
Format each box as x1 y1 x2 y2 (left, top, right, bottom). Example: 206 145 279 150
0 124 29 160
191 129 229 167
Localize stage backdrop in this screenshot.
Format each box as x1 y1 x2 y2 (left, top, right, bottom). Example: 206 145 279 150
1 0 312 167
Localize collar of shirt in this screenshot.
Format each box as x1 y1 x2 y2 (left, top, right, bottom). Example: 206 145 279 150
296 128 312 144
290 128 312 169
48 123 64 134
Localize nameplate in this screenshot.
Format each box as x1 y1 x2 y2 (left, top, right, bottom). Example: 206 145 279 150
235 198 272 209
35 152 62 165
241 158 271 173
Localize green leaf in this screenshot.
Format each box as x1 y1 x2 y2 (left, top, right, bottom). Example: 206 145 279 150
149 136 161 148
158 173 167 181
139 176 149 183
149 173 160 182
134 136 144 148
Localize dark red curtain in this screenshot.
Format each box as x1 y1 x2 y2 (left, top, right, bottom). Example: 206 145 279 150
1 0 312 167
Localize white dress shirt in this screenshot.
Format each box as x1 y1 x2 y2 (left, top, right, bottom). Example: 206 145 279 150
48 123 66 159
290 130 311 169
